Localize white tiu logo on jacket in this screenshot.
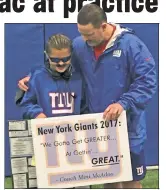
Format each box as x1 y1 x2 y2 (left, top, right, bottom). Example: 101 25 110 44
136 166 144 175
49 92 74 114
113 50 122 57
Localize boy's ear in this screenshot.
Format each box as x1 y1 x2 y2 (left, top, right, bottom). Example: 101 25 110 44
44 51 49 59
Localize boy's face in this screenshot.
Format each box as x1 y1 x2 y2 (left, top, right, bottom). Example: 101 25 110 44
48 48 71 73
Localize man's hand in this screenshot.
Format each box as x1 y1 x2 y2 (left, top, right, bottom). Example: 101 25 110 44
103 103 124 121
18 76 30 91
35 113 47 119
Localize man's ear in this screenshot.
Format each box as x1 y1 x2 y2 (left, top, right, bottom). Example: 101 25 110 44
101 23 107 31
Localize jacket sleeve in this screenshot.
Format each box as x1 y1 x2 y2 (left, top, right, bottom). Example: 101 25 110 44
72 48 89 114
71 52 82 74
118 36 157 114
80 80 89 114
15 72 32 105
19 75 44 119
15 89 25 105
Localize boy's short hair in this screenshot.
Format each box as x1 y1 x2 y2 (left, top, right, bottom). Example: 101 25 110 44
45 34 72 55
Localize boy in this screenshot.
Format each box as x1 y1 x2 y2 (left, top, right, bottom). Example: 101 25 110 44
17 34 89 189
18 34 88 119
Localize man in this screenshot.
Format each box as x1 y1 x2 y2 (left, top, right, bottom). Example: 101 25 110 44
17 4 157 189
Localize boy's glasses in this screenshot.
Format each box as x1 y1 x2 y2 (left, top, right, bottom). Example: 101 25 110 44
49 55 71 63
44 51 71 63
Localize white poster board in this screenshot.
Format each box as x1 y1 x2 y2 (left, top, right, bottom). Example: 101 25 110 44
31 111 132 188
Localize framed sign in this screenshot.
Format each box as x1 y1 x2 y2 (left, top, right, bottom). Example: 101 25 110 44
31 111 132 188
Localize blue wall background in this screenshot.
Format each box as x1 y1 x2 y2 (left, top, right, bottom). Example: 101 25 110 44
5 23 159 176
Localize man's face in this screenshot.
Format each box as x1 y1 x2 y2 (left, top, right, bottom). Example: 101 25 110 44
77 23 105 47
48 48 71 73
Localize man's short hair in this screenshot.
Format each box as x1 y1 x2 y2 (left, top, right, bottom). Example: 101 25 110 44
77 4 107 28
45 34 72 55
